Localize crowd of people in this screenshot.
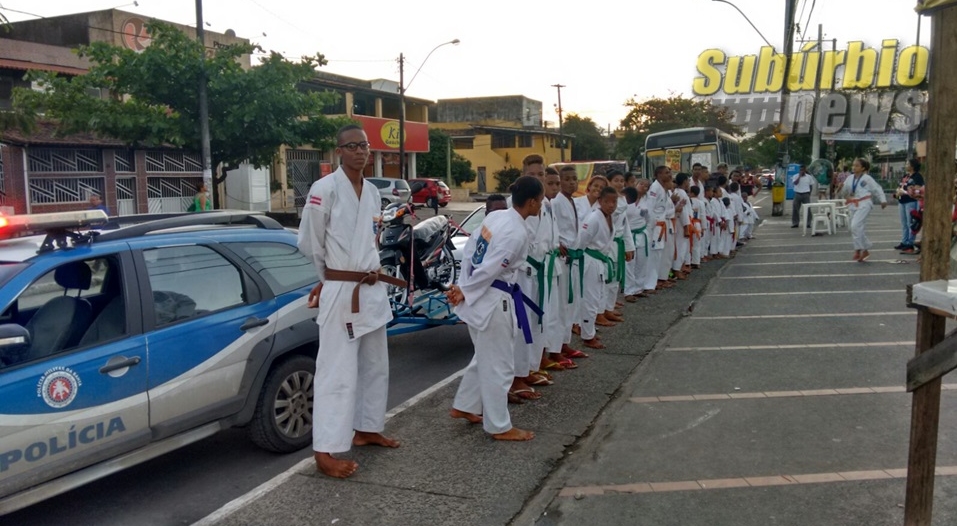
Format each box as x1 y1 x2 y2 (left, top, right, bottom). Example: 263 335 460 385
445 155 760 442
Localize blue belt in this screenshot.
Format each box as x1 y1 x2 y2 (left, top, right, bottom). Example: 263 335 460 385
491 279 544 345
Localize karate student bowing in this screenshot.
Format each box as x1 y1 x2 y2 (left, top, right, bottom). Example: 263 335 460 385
579 186 620 350
298 124 400 479
446 176 545 441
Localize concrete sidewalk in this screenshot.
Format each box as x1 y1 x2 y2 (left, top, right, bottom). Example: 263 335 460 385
203 202 957 526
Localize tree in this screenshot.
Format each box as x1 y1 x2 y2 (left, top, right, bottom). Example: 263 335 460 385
617 94 742 172
416 128 476 186
740 125 879 171
495 167 522 193
562 113 607 161
9 21 347 195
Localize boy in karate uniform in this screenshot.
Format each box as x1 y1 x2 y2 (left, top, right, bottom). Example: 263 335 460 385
605 171 635 321
643 166 674 290
579 186 620 349
447 176 544 441
551 166 587 366
689 185 707 268
623 183 651 301
672 173 692 279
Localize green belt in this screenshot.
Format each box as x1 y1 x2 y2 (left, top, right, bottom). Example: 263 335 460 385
525 250 558 323
631 226 649 258
564 248 584 304
584 248 615 284
614 236 626 290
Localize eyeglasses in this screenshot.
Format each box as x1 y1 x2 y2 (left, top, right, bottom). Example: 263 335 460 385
338 141 371 152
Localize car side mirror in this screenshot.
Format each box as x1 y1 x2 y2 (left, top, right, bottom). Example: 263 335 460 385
0 324 31 367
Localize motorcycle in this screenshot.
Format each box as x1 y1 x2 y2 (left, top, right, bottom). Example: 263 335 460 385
378 202 458 306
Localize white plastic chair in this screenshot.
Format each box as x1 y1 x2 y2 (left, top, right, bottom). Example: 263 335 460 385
834 205 850 228
810 206 832 235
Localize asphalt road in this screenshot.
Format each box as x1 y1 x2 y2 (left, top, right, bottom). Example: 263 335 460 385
4 206 482 526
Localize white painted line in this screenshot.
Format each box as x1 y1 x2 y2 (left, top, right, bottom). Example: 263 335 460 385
720 272 915 279
730 260 900 266
191 367 468 526
691 311 914 320
667 341 913 351
736 249 897 257
743 240 902 249
708 289 903 297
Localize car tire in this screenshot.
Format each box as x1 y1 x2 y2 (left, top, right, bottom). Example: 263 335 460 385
439 202 448 208
249 354 315 453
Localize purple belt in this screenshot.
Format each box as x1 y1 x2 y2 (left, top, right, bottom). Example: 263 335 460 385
491 279 544 344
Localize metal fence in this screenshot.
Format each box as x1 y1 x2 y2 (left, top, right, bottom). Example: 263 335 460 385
145 151 202 173
29 176 105 205
147 176 202 213
28 148 102 173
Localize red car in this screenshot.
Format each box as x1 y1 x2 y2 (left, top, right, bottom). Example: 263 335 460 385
409 178 451 207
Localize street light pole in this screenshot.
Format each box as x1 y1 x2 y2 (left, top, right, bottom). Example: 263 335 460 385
553 83 565 162
195 0 213 207
398 39 459 180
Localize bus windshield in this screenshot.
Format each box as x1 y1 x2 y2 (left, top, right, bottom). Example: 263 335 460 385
644 127 740 177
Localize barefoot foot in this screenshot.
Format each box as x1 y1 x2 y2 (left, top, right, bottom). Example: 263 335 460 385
315 452 358 479
492 427 535 441
450 408 483 424
352 431 400 448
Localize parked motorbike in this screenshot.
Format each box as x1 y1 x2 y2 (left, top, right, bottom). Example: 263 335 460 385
378 202 457 305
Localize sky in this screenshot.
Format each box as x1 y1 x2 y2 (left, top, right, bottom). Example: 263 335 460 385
2 0 928 131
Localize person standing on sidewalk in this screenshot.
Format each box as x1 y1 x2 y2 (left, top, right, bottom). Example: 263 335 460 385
579 186 619 350
791 165 813 228
836 157 888 262
298 124 401 479
552 166 586 367
895 159 924 254
447 176 544 441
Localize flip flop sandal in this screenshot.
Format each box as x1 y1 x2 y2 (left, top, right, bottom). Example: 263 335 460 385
534 370 554 380
542 361 566 371
509 388 541 400
557 358 579 369
507 392 524 404
527 375 553 387
565 349 589 359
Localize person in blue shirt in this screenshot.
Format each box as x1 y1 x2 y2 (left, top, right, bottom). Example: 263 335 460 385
89 194 108 215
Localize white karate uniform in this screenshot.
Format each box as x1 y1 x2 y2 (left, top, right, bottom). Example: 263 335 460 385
522 200 564 369
730 190 745 244
298 168 392 454
657 191 677 281
709 197 723 256
690 197 707 265
579 208 614 341
551 192 580 346
720 202 734 255
838 174 887 250
624 198 651 295
741 201 756 239
673 188 692 270
644 180 670 286
453 207 529 434
606 196 636 310
575 195 604 316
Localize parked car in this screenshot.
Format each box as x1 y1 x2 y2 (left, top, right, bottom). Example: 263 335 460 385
367 177 412 208
409 178 451 208
450 204 486 263
0 210 320 514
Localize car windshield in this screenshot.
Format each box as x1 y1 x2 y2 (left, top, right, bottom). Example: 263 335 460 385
0 263 27 288
438 182 449 190
457 206 486 235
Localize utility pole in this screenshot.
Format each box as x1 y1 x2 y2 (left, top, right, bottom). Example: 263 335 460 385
446 134 452 186
811 23 823 161
553 83 566 162
779 0 798 166
398 53 406 179
195 0 213 207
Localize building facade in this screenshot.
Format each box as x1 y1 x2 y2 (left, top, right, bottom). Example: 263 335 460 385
430 96 569 193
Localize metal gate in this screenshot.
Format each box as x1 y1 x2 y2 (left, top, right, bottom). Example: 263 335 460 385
116 177 137 216
285 149 321 215
147 177 202 213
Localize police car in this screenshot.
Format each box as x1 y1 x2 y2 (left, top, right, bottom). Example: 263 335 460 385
0 210 319 515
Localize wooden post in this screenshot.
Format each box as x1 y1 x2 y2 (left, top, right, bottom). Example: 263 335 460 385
904 6 957 526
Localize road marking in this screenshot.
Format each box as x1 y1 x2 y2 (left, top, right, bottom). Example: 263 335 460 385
708 289 903 297
742 240 902 249
557 466 957 497
627 383 957 404
729 260 904 266
691 311 914 320
720 272 915 279
667 341 913 351
736 249 897 257
190 367 468 526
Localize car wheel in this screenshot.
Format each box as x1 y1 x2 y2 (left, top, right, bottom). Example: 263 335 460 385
439 202 448 208
249 354 315 453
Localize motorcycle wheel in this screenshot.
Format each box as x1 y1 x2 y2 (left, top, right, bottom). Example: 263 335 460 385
380 258 409 306
429 244 458 291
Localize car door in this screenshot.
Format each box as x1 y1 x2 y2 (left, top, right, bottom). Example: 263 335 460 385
0 250 149 501
128 240 278 439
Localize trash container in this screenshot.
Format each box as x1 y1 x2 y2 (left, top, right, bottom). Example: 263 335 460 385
772 182 786 216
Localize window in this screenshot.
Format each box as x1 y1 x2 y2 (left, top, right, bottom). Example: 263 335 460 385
452 138 473 150
16 259 107 311
144 245 244 325
368 178 390 189
394 179 411 191
518 135 533 148
491 133 514 149
225 242 316 295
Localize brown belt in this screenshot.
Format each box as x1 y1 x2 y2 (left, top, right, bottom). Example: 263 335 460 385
324 269 408 313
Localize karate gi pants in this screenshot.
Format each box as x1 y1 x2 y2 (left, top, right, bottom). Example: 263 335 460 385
312 324 388 454
719 229 732 256
624 247 649 295
658 232 675 280
559 260 580 345
674 233 690 270
581 257 605 341
541 273 564 356
850 202 874 250
453 302 518 435
691 233 702 265
515 269 538 376
605 243 620 311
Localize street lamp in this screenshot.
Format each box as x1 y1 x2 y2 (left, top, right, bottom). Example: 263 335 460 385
398 38 459 180
710 0 775 51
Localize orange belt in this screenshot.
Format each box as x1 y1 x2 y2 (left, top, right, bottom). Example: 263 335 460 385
656 221 668 242
325 269 408 313
846 197 865 206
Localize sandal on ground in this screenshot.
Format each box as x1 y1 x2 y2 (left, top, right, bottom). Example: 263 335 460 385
556 358 579 369
527 374 553 387
509 387 541 401
542 361 566 371
507 392 523 404
564 349 589 359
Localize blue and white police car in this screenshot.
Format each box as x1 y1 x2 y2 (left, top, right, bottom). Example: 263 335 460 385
0 210 320 514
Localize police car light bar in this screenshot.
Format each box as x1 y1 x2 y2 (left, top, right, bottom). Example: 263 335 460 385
0 210 109 238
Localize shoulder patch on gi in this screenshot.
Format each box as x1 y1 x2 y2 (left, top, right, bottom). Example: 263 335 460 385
309 195 322 206
471 225 492 266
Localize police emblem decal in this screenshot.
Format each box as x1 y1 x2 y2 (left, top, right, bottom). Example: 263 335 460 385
37 367 82 409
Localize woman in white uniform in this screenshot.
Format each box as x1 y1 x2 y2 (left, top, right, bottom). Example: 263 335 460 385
837 157 888 262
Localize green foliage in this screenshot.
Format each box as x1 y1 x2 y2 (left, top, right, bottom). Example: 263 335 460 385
613 130 645 172
495 167 522 193
562 114 607 161
416 128 476 186
740 125 880 170
9 21 347 182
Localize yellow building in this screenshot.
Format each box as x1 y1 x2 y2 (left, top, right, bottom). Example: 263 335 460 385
430 96 570 192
